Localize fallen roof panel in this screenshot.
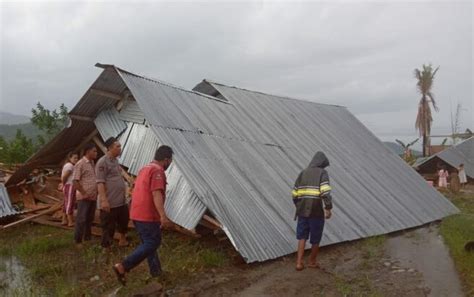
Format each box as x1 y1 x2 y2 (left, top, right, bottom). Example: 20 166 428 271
117 69 459 262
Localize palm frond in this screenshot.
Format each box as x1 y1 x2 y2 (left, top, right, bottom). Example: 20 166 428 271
396 139 406 148
408 138 419 147
427 91 439 112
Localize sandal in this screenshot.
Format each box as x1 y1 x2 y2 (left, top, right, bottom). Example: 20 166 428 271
113 264 127 286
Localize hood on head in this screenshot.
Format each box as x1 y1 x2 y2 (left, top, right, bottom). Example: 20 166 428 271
309 151 329 168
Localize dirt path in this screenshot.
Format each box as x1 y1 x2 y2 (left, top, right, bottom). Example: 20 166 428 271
170 225 463 297
385 225 464 297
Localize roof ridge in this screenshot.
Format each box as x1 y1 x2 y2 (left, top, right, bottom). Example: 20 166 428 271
204 79 346 108
95 63 231 105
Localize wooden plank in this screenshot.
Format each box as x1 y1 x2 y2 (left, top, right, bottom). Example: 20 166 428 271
33 194 59 205
171 224 201 238
1 203 62 230
19 205 51 215
90 88 122 101
203 214 222 229
69 115 94 122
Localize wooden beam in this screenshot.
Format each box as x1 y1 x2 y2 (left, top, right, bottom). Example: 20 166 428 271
69 115 94 122
116 90 132 112
1 203 62 230
76 129 99 153
92 136 107 154
203 214 222 229
90 88 122 101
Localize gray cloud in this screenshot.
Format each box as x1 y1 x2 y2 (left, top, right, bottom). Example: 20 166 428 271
1 1 472 148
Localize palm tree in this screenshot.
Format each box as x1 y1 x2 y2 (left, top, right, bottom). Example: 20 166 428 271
414 64 440 157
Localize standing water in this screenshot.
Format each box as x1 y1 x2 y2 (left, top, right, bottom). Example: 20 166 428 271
0 255 38 296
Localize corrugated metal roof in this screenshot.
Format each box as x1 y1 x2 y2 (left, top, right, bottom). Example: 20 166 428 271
119 100 146 124
116 70 459 263
165 163 207 230
7 64 460 263
118 123 160 175
95 108 127 140
415 137 474 178
0 184 17 218
92 106 207 229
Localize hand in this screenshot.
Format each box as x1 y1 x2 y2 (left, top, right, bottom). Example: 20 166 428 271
101 199 111 212
325 209 332 219
57 183 63 191
161 216 173 229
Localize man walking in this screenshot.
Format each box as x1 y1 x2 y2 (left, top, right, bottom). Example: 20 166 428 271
73 143 98 246
113 146 174 284
96 137 129 249
292 151 333 271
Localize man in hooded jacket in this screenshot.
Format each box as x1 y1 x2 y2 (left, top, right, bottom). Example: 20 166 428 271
292 151 333 271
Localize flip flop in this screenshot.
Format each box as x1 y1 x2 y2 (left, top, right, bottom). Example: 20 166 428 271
112 264 127 286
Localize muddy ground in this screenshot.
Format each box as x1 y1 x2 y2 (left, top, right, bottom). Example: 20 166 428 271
166 224 463 297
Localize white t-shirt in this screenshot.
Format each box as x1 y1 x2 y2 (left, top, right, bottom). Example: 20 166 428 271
61 162 75 185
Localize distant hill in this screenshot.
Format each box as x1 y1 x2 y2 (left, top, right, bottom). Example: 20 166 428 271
0 122 41 141
0 111 30 125
384 142 422 157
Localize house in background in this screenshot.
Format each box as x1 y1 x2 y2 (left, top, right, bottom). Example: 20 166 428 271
414 137 473 183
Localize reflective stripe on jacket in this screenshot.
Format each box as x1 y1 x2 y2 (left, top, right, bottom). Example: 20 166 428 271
292 151 333 218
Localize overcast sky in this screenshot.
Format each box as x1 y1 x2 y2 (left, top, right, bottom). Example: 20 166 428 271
1 1 472 147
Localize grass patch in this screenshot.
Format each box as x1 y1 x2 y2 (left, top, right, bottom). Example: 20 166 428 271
440 191 474 296
0 223 231 296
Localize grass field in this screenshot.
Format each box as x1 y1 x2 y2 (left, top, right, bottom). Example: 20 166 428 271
440 190 474 296
0 224 231 296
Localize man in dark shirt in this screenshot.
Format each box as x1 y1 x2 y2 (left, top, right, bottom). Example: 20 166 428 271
96 137 129 249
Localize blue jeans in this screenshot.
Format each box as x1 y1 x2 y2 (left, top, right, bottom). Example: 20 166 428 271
122 221 162 276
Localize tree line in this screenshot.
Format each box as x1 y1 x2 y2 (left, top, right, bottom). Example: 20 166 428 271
0 103 68 166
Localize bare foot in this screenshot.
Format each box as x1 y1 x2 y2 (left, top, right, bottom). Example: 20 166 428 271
296 263 305 271
118 240 129 247
308 262 320 268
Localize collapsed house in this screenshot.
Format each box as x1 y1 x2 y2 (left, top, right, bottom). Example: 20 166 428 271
5 63 458 263
414 137 473 182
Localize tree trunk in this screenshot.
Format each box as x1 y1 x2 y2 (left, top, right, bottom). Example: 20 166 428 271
422 133 427 157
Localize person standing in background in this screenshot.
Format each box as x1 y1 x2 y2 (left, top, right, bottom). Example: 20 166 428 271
73 143 98 247
458 164 467 189
61 152 79 227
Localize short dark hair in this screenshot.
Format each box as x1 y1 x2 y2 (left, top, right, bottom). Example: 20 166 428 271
104 137 118 150
84 143 96 153
154 145 173 161
67 151 78 159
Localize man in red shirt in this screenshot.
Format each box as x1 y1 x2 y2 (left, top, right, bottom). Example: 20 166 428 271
113 146 173 284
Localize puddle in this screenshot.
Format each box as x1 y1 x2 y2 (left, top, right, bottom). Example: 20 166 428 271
385 225 464 297
0 255 38 296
